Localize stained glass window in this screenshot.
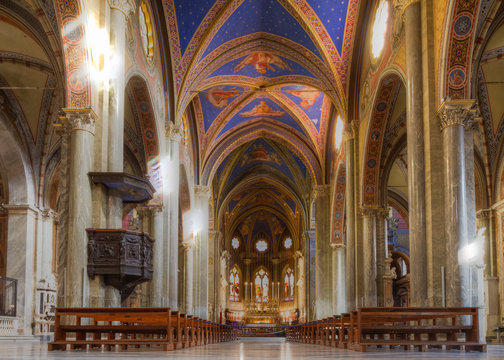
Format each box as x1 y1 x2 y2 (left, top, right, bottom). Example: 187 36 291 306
231 237 239 249
256 239 268 252
284 237 292 249
229 266 240 302
284 267 295 301
254 269 269 302
371 0 389 58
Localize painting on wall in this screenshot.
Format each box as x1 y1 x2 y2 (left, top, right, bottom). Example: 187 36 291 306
205 86 240 109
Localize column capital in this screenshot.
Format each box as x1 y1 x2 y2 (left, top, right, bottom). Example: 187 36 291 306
222 250 231 260
360 205 388 218
312 185 330 198
58 108 97 135
147 204 164 214
182 240 194 250
194 185 211 198
393 0 420 14
165 122 184 142
107 0 135 17
437 100 478 131
343 120 358 141
476 208 493 220
41 208 59 221
294 250 304 259
330 242 345 249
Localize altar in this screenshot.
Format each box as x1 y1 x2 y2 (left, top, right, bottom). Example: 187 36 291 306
243 299 281 325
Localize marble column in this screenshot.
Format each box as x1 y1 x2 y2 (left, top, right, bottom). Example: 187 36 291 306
402 0 428 307
183 243 194 314
375 210 388 306
343 124 356 311
194 185 210 319
437 100 476 307
478 209 499 337
294 250 306 322
313 185 331 319
3 204 37 334
38 209 57 282
61 108 96 307
331 244 346 314
219 250 231 321
166 123 183 309
147 205 164 306
360 207 378 307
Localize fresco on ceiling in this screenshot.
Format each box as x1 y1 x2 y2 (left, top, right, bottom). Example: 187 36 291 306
227 139 295 183
174 0 215 55
251 215 272 241
199 85 244 132
208 53 316 79
228 191 250 214
305 0 350 54
217 98 307 137
235 52 292 74
201 0 323 60
239 215 253 239
282 84 324 131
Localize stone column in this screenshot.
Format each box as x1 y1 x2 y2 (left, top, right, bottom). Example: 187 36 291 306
437 100 476 307
3 204 37 334
343 124 356 311
402 0 428 306
375 209 388 306
219 250 231 322
146 205 164 306
39 209 58 282
294 250 306 322
360 206 378 307
479 209 499 337
331 244 346 314
61 108 96 307
183 243 194 314
194 185 210 319
166 123 183 309
313 185 331 319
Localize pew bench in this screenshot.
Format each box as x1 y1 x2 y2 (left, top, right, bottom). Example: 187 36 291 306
48 307 186 351
348 307 486 352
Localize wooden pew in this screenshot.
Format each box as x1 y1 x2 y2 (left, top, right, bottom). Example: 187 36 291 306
48 307 234 351
348 307 486 352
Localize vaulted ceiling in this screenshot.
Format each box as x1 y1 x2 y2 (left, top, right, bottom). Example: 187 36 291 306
162 0 359 245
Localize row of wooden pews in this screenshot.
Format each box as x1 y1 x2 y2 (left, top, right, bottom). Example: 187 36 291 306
48 307 236 351
286 307 486 352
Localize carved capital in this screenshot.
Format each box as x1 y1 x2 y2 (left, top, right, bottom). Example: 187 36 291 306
360 205 388 218
107 0 136 17
330 242 345 249
41 208 58 221
312 185 330 198
165 122 183 142
294 250 304 259
221 250 231 260
194 185 211 198
58 108 97 135
476 209 493 220
437 100 478 131
146 204 164 215
343 124 354 142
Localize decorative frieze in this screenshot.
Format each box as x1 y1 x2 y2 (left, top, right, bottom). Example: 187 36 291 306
437 100 477 131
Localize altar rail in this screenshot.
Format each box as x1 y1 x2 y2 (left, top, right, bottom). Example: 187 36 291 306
286 307 486 353
48 307 236 351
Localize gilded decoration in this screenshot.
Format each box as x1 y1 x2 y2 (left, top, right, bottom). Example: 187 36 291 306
437 100 478 130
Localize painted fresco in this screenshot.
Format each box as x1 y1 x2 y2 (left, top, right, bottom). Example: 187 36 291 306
217 98 307 137
208 53 316 79
282 84 324 131
199 85 244 132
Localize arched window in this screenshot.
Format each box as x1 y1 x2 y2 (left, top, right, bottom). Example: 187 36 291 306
229 266 240 302
254 268 269 302
371 0 389 59
283 267 295 301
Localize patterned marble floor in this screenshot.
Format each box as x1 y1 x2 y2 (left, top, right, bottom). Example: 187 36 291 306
1 338 504 360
